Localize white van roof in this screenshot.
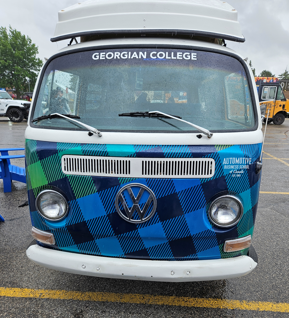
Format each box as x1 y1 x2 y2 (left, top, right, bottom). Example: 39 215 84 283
52 0 244 43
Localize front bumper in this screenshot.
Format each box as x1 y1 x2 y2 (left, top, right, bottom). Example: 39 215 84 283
27 245 257 282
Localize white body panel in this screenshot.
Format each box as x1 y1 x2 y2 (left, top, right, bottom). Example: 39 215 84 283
27 245 257 282
53 0 244 42
25 126 263 146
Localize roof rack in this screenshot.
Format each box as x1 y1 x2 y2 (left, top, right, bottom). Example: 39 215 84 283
51 0 245 43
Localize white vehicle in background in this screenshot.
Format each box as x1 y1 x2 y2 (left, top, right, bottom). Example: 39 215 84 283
0 90 31 122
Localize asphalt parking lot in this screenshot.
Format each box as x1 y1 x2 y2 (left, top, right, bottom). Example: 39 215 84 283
0 118 289 317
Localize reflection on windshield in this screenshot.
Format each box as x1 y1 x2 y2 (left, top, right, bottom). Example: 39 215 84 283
33 48 255 132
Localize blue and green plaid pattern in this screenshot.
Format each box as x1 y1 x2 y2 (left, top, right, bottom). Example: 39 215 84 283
26 140 262 260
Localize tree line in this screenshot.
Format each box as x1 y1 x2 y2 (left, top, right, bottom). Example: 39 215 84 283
0 26 43 98
249 60 289 79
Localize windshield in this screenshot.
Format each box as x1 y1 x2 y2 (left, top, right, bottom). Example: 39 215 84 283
32 48 256 132
0 91 12 99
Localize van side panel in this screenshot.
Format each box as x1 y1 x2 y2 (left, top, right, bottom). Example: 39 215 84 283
26 140 262 261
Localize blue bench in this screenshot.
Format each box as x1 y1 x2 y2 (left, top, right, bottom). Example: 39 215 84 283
0 148 26 193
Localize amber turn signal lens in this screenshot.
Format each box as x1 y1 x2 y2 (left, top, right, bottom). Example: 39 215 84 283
224 235 251 253
31 227 55 245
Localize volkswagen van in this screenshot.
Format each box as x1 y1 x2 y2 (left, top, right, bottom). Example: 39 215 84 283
26 0 262 282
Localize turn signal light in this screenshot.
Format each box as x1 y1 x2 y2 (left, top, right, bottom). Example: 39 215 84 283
224 235 251 252
31 227 55 245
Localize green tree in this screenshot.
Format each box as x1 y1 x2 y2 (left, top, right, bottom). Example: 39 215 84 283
259 70 275 77
278 68 289 80
249 60 256 76
0 26 43 98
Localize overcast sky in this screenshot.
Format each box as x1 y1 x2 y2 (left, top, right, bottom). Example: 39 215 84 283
0 0 288 77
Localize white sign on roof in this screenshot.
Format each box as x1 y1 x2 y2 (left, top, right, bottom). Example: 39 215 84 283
52 0 244 43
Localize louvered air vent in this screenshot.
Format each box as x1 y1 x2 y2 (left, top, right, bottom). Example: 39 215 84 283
62 155 131 176
62 155 215 178
142 159 214 177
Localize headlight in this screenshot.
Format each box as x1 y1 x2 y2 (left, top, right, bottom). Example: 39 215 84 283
36 190 68 221
208 195 243 228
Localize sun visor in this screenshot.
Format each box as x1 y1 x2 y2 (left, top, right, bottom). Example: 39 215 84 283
51 0 245 43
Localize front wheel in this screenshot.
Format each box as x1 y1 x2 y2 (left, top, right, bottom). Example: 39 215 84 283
7 108 24 123
273 113 285 125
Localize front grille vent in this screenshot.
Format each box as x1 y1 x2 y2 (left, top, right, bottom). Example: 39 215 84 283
62 156 131 176
142 159 214 177
62 155 215 179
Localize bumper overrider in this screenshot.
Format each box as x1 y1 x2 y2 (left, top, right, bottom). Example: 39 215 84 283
27 244 257 282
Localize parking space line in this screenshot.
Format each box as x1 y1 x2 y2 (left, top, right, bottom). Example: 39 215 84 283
1 287 289 313
263 151 289 168
260 191 289 195
263 158 289 160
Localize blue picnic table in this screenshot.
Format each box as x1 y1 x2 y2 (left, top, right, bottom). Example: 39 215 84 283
0 148 26 194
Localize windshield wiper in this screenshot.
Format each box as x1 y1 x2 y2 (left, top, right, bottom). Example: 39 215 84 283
149 111 213 138
32 113 102 137
119 110 213 138
119 111 182 119
32 113 80 122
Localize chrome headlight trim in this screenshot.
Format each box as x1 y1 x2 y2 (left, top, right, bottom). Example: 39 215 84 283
35 190 69 221
208 195 243 228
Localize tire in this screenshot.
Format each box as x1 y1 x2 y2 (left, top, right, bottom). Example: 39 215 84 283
248 246 258 263
263 118 272 124
273 113 285 125
7 108 24 123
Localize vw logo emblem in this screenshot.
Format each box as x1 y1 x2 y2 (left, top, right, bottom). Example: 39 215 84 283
115 183 157 224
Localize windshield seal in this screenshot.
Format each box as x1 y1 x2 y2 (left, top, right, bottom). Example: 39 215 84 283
30 44 258 133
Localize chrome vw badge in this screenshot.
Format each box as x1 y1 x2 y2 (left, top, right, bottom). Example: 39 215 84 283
115 183 157 224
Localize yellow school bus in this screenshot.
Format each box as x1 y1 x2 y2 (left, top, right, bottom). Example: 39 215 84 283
255 77 289 125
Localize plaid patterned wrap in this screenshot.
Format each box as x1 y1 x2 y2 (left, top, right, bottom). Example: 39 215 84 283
26 140 262 260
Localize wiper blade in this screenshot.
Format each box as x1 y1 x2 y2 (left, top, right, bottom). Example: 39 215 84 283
32 113 80 122
149 111 213 138
32 113 102 137
119 110 212 138
119 111 182 119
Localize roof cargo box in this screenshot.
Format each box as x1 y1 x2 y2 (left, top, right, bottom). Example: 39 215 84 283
52 0 244 43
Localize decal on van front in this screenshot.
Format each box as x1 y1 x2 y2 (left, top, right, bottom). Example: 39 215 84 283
92 51 198 61
26 140 262 261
